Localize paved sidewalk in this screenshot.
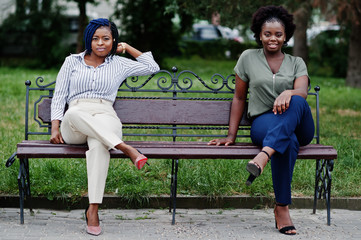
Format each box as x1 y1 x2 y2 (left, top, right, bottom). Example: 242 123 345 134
0 208 360 240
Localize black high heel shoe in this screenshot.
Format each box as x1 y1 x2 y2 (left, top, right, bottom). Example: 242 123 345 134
245 150 270 186
274 204 296 235
85 206 101 236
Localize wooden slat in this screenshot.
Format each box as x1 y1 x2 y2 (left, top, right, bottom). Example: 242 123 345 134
17 140 337 160
38 98 251 126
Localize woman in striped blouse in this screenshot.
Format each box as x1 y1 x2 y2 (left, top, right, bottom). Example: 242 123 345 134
50 18 160 236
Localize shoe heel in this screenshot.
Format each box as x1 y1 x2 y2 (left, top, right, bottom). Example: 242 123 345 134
85 206 89 224
246 174 256 186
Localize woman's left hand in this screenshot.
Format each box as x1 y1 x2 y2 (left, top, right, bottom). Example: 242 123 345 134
273 90 292 115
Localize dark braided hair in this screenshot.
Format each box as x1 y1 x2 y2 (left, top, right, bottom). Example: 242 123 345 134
251 5 295 46
83 18 119 56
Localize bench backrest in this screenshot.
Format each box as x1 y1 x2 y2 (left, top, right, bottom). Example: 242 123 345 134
25 67 320 142
38 99 250 126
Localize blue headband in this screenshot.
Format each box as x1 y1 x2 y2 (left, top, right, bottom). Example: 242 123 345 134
84 18 110 54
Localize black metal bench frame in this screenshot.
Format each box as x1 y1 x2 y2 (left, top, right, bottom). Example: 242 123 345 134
6 66 336 225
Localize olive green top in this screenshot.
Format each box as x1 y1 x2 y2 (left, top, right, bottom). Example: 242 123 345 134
234 48 309 118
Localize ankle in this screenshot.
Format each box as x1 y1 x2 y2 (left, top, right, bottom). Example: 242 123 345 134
275 202 288 207
261 147 275 159
274 203 289 214
115 142 128 152
274 204 292 221
87 204 99 226
261 150 270 159
115 143 137 160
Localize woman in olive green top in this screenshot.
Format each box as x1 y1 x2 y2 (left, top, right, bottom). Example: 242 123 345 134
208 5 314 235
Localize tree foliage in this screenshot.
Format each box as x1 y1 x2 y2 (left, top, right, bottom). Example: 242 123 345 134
113 0 180 67
0 0 70 68
332 0 361 87
172 0 284 27
313 0 361 87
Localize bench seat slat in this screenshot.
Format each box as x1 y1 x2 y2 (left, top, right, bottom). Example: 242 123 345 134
17 140 337 160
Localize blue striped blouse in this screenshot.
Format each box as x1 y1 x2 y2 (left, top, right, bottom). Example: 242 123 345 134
51 51 160 121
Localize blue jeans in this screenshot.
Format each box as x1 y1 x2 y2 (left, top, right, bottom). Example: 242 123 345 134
250 95 315 204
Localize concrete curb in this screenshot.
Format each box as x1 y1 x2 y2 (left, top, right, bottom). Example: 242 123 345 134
1 195 360 210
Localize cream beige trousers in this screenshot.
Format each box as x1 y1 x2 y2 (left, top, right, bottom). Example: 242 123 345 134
61 99 123 204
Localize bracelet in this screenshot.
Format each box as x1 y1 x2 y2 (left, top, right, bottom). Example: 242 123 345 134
120 42 126 54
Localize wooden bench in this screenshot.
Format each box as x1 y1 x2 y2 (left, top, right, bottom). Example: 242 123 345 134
6 67 337 225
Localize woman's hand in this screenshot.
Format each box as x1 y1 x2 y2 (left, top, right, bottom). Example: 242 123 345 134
273 90 292 115
273 75 309 115
50 129 64 144
116 42 143 58
208 137 235 146
50 120 64 144
116 42 127 54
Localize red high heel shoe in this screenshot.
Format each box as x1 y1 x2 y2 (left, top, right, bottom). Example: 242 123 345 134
135 154 148 170
134 149 149 170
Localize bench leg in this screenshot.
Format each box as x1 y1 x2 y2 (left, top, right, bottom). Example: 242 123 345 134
17 169 25 224
313 159 334 226
17 158 32 224
169 158 179 225
169 159 175 213
326 160 333 226
313 160 320 214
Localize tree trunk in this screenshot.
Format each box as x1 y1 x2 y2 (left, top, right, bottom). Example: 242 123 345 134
292 3 312 64
346 21 361 88
76 0 87 53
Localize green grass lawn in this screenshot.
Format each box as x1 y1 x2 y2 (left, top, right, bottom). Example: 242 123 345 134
1 57 360 204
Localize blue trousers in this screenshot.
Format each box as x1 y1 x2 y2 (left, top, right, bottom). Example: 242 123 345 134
250 96 314 204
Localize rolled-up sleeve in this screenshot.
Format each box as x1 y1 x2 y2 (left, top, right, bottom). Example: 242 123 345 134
136 52 160 73
121 52 160 77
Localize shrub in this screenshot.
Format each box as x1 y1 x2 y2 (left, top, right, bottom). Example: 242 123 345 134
0 7 71 69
